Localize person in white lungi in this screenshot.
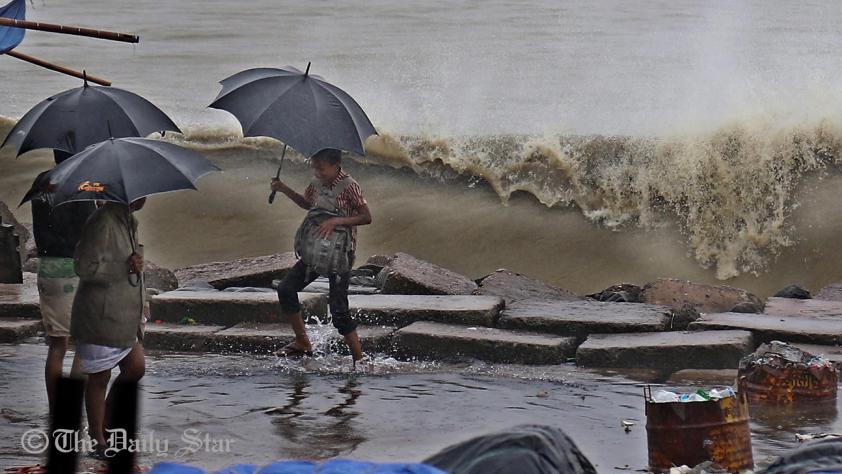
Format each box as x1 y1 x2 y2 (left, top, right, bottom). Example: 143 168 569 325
71 198 147 458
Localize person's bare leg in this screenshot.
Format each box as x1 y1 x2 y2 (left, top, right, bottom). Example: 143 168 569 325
85 369 111 446
106 343 145 421
344 330 364 362
69 350 85 380
45 336 69 419
288 312 313 351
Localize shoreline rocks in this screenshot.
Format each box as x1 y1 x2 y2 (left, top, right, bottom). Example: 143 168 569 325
144 261 179 292
815 283 842 302
174 252 299 290
0 201 29 265
641 278 763 314
3 247 842 369
149 290 327 326
378 252 478 295
587 284 644 303
576 330 755 370
473 269 579 304
394 321 577 365
498 299 673 337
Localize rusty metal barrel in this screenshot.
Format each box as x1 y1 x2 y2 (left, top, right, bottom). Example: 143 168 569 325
739 361 838 404
645 387 753 473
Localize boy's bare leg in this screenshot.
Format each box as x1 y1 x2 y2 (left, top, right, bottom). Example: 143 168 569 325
45 336 69 418
288 311 313 351
344 330 364 361
85 369 111 446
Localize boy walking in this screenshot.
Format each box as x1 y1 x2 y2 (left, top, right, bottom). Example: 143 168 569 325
270 148 372 363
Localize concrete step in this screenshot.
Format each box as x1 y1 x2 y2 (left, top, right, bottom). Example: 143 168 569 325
301 279 380 295
0 318 42 342
667 369 739 386
348 295 504 327
174 252 299 290
393 321 578 365
576 330 755 370
210 323 394 355
764 297 842 319
498 300 673 337
143 323 226 351
0 273 40 319
789 343 842 365
149 291 327 326
688 312 842 345
144 321 393 355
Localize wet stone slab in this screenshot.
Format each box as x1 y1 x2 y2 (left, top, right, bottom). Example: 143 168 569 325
498 300 672 337
576 330 755 370
348 295 504 327
473 269 580 304
667 369 740 385
393 321 578 365
0 318 42 343
0 273 40 320
209 322 296 354
790 343 842 365
322 326 396 355
689 312 842 345
146 322 395 355
174 252 299 290
378 252 478 295
144 323 226 351
763 297 842 319
301 278 380 295
815 283 842 302
149 291 327 326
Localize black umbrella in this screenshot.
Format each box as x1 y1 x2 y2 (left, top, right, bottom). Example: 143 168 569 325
42 137 220 206
18 168 50 206
2 78 181 157
209 63 377 203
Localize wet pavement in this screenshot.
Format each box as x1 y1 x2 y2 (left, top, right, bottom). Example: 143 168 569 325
1 341 841 473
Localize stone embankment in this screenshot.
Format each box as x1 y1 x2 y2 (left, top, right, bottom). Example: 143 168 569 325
3 251 842 369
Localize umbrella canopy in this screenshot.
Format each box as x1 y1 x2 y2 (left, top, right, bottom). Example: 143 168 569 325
209 64 377 157
43 138 220 206
0 0 25 54
2 82 181 157
19 168 51 206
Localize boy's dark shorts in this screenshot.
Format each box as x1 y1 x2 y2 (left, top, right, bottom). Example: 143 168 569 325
276 253 357 336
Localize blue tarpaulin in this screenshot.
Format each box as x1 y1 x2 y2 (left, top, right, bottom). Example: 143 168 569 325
0 0 25 54
148 460 447 474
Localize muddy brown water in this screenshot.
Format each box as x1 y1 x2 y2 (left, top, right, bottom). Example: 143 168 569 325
1 342 841 472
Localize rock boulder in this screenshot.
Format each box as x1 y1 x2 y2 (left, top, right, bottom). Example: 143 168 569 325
174 252 299 290
473 269 579 304
378 252 477 295
587 283 644 303
144 261 178 292
641 278 763 314
815 283 842 302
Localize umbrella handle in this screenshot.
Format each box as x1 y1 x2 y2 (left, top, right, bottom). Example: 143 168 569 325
268 145 287 204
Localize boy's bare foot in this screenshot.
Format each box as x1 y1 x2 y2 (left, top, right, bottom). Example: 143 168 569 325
274 342 313 358
352 355 371 371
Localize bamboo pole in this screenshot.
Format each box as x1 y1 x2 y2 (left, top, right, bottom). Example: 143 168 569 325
0 17 138 43
5 50 111 85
